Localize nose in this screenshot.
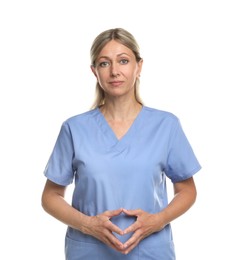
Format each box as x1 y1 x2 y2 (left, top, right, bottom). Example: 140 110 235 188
110 62 120 77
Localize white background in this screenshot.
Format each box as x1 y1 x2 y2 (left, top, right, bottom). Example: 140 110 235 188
1 0 244 259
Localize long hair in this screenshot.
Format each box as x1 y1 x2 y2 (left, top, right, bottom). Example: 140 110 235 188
90 28 143 109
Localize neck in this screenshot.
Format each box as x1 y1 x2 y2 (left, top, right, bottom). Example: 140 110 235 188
100 99 142 121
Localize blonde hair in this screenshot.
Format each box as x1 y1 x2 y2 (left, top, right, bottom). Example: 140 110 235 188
90 28 143 109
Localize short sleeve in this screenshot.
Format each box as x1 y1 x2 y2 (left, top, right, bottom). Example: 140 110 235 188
165 118 201 183
44 122 75 186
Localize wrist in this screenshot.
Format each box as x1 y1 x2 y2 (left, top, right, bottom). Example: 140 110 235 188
155 211 168 231
78 214 92 234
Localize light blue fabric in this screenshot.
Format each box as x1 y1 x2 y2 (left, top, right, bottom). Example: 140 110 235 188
44 106 201 259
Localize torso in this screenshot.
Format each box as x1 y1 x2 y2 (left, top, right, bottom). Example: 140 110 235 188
106 119 136 139
99 102 143 140
45 106 201 259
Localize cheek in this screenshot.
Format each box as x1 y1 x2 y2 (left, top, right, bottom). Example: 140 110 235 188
128 68 138 79
98 68 109 77
96 71 108 87
95 71 105 81
122 65 135 75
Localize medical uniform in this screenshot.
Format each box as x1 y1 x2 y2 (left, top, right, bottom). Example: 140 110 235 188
44 106 201 260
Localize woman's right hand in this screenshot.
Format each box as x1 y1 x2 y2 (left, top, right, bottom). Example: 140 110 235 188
80 208 125 252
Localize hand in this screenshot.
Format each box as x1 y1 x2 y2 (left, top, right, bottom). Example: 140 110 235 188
84 208 125 252
121 208 164 255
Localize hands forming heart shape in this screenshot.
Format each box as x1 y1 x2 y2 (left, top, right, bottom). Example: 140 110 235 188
85 208 164 255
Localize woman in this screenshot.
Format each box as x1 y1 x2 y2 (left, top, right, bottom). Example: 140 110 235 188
42 28 201 259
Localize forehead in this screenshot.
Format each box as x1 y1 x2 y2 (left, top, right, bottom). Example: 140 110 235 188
98 40 134 58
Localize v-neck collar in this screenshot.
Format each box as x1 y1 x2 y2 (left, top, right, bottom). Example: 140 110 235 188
94 106 145 151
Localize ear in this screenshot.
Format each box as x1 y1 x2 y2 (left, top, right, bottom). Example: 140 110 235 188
90 65 98 78
137 58 143 78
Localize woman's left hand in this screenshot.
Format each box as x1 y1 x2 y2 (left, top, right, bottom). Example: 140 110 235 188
121 208 165 255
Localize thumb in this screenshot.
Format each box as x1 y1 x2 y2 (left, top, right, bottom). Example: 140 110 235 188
122 208 141 217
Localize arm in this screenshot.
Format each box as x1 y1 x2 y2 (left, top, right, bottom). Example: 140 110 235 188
41 179 125 251
41 179 87 230
157 176 197 227
121 177 197 254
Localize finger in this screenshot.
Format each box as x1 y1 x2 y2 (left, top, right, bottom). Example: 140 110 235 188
123 221 139 235
122 232 141 255
93 222 124 252
107 208 123 218
97 208 122 222
94 216 123 238
105 232 124 251
122 242 138 255
122 208 141 216
107 221 124 236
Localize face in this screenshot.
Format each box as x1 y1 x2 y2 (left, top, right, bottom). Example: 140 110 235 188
91 40 143 99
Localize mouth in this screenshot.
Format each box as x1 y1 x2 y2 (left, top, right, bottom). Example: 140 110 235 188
109 81 124 87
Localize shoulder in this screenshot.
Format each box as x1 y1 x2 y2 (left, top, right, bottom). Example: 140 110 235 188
143 106 179 123
62 109 98 126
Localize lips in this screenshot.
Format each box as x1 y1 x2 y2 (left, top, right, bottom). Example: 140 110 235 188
109 81 124 87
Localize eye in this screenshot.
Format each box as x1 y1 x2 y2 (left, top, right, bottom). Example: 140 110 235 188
120 59 129 65
99 61 110 67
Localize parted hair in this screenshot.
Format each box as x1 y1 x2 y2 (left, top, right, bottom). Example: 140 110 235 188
90 28 143 109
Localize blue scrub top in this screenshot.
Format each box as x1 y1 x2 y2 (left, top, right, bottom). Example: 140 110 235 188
44 106 201 260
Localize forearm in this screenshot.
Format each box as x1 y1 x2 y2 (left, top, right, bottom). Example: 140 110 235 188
43 194 87 230
41 181 91 234
157 177 197 229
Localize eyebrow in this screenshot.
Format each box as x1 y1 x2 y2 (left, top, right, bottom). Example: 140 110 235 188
97 53 131 60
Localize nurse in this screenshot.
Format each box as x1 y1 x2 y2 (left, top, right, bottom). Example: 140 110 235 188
41 28 201 259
